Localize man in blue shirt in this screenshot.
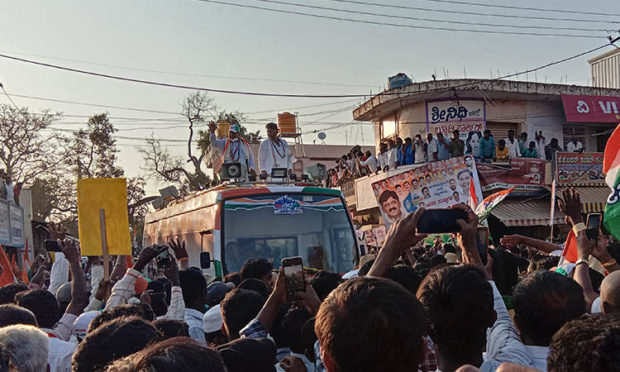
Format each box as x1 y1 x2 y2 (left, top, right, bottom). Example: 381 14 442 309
437 133 451 161
401 137 414 165
479 129 496 162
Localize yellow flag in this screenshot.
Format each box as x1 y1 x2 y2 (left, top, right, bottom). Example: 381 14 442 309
77 178 131 256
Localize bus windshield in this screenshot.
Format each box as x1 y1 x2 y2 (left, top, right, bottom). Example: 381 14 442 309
222 193 356 274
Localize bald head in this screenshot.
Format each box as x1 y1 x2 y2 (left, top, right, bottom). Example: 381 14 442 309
601 271 620 314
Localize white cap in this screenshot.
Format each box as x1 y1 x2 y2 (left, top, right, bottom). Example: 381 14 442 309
73 311 99 340
203 304 223 333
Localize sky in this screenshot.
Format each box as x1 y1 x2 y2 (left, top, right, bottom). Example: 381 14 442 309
0 0 618 194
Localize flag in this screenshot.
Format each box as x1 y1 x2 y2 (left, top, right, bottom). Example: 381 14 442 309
468 178 478 210
475 186 515 221
21 240 31 284
560 229 579 263
0 245 17 286
603 124 620 241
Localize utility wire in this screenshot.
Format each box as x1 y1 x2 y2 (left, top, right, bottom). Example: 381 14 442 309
0 85 20 110
413 0 620 18
325 0 620 25
0 41 615 100
199 0 605 38
250 0 610 32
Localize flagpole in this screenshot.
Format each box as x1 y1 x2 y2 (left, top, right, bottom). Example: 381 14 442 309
550 179 556 241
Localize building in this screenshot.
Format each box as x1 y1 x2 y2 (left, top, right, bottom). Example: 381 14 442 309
349 79 619 240
589 49 620 89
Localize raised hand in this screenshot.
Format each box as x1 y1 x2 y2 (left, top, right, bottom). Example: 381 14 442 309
168 238 188 260
557 188 583 226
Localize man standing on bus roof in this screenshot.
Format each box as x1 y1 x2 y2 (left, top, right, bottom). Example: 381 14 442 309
209 121 255 175
258 122 296 176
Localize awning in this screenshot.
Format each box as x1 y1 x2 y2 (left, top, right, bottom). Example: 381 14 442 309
545 186 610 213
491 199 565 227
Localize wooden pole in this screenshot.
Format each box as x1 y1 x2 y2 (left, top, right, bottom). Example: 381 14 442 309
99 209 110 281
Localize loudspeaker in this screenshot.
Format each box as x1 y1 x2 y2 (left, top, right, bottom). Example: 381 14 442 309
221 162 247 180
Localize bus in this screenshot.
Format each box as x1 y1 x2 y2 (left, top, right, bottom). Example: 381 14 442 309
143 183 360 277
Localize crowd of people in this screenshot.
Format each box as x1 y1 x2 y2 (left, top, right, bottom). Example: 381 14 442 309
326 129 585 187
0 188 617 371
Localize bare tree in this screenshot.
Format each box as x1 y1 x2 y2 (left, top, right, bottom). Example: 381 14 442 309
0 104 62 184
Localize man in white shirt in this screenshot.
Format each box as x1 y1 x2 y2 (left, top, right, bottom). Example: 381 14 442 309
259 122 296 176
566 138 584 153
512 270 586 371
414 134 426 163
377 143 389 172
426 133 438 162
360 151 378 174
387 139 398 170
209 121 256 179
534 130 547 160
504 130 521 158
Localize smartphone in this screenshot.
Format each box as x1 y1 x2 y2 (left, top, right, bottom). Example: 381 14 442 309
476 227 489 266
281 256 305 302
586 213 602 241
155 245 172 269
417 209 468 234
45 240 62 252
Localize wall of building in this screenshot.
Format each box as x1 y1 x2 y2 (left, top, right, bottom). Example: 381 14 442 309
590 49 620 89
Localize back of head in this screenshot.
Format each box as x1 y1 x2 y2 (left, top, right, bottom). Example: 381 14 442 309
207 282 234 307
179 267 207 304
385 265 423 295
218 337 277 372
88 303 156 333
316 276 427 372
416 265 494 364
600 271 620 314
15 289 60 329
0 324 49 372
0 284 28 305
547 313 620 372
126 337 227 372
73 316 159 372
282 307 312 354
489 249 522 295
311 271 342 301
0 304 37 328
513 270 585 346
237 278 270 300
220 289 265 340
429 255 447 267
240 259 273 282
224 272 242 286
153 319 190 339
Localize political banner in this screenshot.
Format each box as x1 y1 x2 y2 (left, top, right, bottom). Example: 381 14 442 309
9 205 24 247
477 158 546 193
426 100 486 149
0 202 9 246
77 178 132 256
372 156 483 228
555 152 604 185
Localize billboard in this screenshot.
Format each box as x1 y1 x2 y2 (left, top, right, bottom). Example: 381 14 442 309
477 158 547 193
561 94 620 123
426 100 486 148
371 156 483 228
555 152 604 184
0 200 24 247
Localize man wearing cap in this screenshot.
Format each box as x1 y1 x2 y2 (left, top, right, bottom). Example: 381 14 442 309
209 121 256 179
258 122 296 177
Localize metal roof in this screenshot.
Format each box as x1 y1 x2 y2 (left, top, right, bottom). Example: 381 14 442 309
491 199 565 227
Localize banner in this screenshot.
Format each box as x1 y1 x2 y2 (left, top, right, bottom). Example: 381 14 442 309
561 94 620 123
0 202 9 246
9 205 24 247
77 178 132 256
555 152 604 184
426 100 486 149
477 158 546 193
372 156 483 228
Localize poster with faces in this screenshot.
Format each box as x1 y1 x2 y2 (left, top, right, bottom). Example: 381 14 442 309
372 156 483 228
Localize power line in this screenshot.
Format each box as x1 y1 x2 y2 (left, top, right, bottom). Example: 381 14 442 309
4 92 181 115
0 50 377 89
0 85 19 110
325 0 620 25
1 40 615 102
199 0 605 38
250 0 610 32
413 0 620 18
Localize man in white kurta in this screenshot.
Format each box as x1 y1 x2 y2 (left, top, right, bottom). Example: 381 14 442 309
259 122 296 176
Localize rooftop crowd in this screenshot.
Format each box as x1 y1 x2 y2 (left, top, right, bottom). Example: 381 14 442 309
326 129 583 187
0 187 616 371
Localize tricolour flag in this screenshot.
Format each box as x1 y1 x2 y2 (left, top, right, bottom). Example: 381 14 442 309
560 229 579 264
468 178 478 210
603 124 620 241
474 186 516 221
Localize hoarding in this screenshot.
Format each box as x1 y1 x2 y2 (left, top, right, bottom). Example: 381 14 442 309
555 152 604 184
